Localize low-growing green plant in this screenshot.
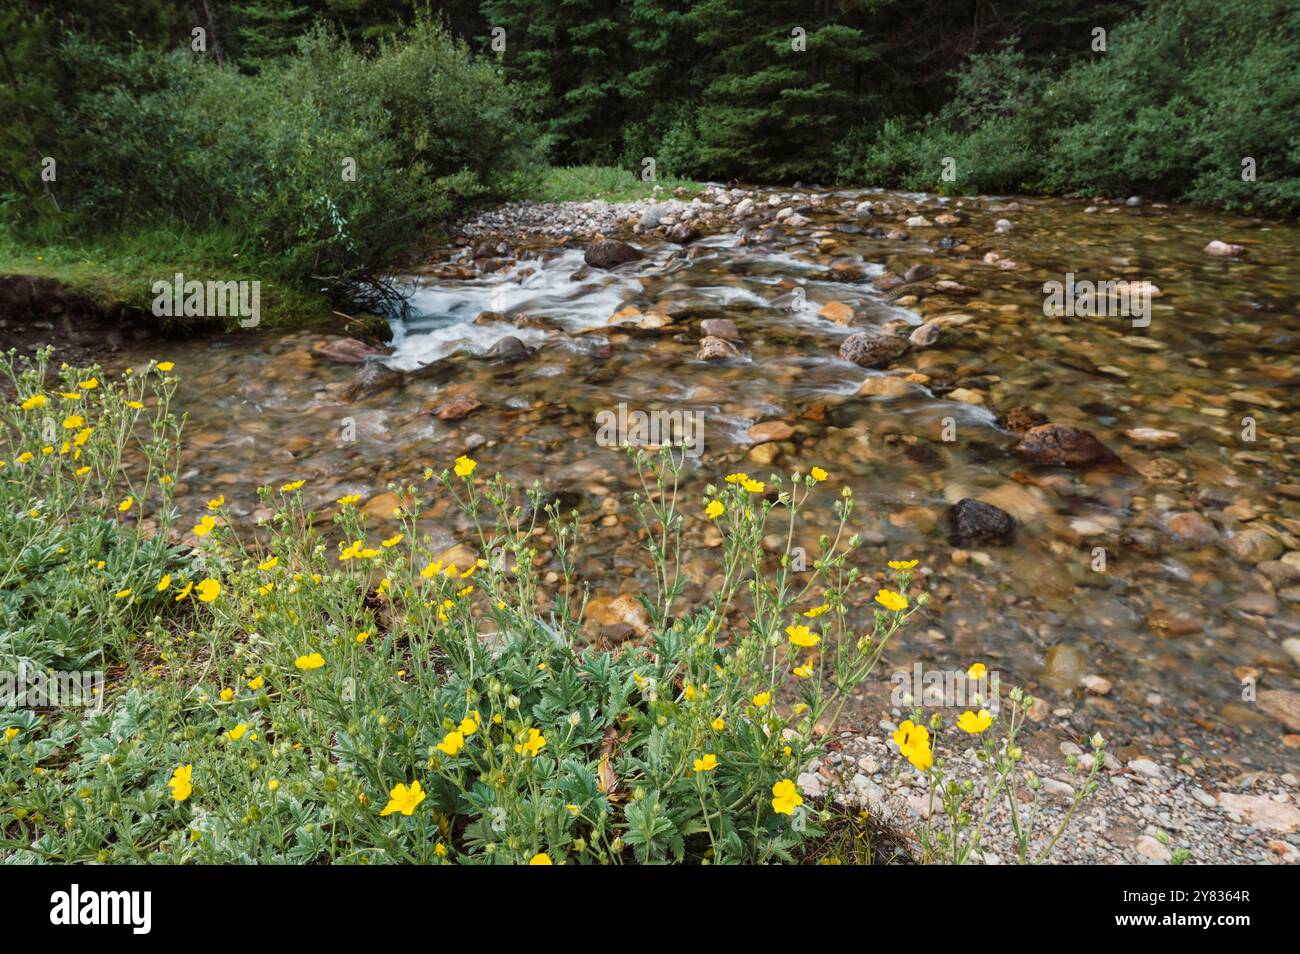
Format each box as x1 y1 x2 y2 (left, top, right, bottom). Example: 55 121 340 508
2 354 1091 865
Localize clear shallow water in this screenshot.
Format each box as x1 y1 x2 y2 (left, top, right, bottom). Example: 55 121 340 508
113 189 1300 773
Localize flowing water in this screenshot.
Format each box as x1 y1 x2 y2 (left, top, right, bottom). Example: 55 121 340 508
111 188 1300 774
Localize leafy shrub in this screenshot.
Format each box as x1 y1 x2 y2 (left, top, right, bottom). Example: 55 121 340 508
23 18 539 283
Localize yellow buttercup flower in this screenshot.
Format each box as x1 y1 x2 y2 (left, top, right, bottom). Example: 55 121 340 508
156 574 171 592
174 581 194 601
195 578 221 603
803 603 829 618
20 394 47 410
711 718 725 731
966 662 987 680
381 533 404 548
258 556 279 571
692 754 719 773
705 499 724 519
893 720 933 771
378 780 426 817
77 377 98 390
724 472 749 484
458 713 479 736
280 479 305 493
117 497 133 512
337 494 361 506
167 764 193 802
785 624 819 648
62 415 84 429
115 588 132 599
794 662 814 679
436 730 465 756
220 687 235 702
295 652 325 670
874 589 908 612
528 853 553 865
810 466 828 482
514 727 547 758
888 559 919 570
155 362 174 372
3 727 19 743
957 709 993 735
741 478 765 494
453 455 477 478
752 691 771 708
207 495 225 510
771 779 803 815
247 676 264 690
226 723 249 741
193 515 216 537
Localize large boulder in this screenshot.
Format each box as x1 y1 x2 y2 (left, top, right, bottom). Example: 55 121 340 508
1011 423 1117 468
838 328 908 368
584 240 644 269
947 498 1018 546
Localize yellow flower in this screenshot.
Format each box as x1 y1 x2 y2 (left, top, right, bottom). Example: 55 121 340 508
453 455 477 478
60 391 81 400
295 653 325 670
794 662 814 679
683 684 697 701
15 452 32 464
247 676 264 690
966 662 987 680
20 394 47 410
810 466 828 482
786 624 820 647
422 468 434 480
436 730 466 756
355 631 370 644
874 588 908 612
956 709 993 735
528 853 553 865
258 556 279 571
705 499 724 519
156 574 171 592
514 727 547 758
156 362 174 372
711 718 725 731
458 713 479 735
220 687 235 702
73 427 92 446
195 578 221 603
268 779 280 792
741 478 765 494
893 720 933 771
752 691 771 708
378 780 426 817
771 778 803 815
280 479 305 493
115 588 132 599
3 727 19 743
193 515 216 537
888 559 919 571
117 497 133 512
724 472 749 484
207 495 225 510
381 533 404 548
225 723 249 741
167 764 193 802
337 494 361 506
77 377 98 390
420 560 443 578
803 603 829 618
693 753 719 773
125 400 143 410
75 466 90 476
62 415 84 429
174 581 194 601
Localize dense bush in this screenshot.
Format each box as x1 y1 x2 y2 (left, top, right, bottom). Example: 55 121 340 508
836 0 1300 213
8 17 538 281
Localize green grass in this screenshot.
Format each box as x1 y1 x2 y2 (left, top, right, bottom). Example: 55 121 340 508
527 165 706 204
0 224 334 331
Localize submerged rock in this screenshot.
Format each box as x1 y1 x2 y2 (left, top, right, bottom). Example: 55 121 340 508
947 498 1018 545
838 328 908 368
584 240 644 269
1204 240 1247 258
1010 423 1117 468
697 335 742 361
699 317 740 340
481 336 534 363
